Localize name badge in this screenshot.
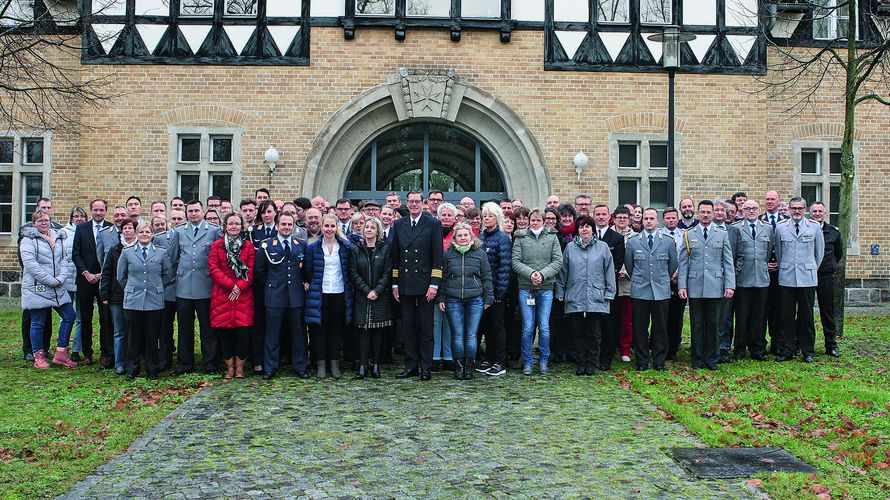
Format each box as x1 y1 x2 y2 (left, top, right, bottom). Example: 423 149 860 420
526 297 536 306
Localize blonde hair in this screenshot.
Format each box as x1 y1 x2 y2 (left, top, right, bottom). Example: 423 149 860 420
481 202 505 231
135 221 152 234
31 209 50 222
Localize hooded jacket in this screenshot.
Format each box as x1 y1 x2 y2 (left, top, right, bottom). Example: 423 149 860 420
19 226 71 310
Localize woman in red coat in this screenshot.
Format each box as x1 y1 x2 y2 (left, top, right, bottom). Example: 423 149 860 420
209 211 255 379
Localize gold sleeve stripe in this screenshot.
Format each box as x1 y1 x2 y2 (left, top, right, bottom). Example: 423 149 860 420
392 269 399 277
430 269 443 278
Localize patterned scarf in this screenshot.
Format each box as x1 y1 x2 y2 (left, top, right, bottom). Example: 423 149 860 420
224 233 249 280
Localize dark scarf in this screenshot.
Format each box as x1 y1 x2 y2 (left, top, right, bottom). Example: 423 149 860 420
224 232 249 280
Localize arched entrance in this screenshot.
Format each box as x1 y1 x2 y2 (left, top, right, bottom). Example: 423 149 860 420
343 122 506 204
302 69 549 206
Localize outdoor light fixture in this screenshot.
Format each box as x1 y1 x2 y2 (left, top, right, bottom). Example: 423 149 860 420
573 151 589 182
647 25 696 206
264 146 279 174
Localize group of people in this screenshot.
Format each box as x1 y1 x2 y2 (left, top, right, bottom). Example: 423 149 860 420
18 187 842 380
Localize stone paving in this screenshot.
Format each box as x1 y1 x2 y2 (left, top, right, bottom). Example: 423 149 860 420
62 368 757 499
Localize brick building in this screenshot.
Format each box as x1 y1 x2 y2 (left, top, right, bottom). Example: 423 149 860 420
1 0 888 302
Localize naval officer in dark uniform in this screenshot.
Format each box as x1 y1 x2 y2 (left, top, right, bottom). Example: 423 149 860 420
391 191 443 381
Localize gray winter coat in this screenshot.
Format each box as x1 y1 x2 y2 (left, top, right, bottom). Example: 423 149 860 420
556 237 616 314
19 227 71 310
511 227 563 290
440 242 494 305
61 223 78 293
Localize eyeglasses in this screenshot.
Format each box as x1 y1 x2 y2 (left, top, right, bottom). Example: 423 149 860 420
575 202 591 206
743 207 758 211
226 221 241 226
406 199 422 204
788 206 806 211
428 197 443 202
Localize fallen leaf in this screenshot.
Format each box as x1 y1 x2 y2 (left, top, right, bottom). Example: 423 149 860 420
746 479 763 487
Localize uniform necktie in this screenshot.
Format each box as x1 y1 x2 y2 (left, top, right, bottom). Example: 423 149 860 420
770 214 776 229
265 227 271 238
703 227 708 241
193 226 199 237
750 224 756 239
648 234 653 249
285 240 292 259
142 247 147 260
669 230 674 236
795 222 800 235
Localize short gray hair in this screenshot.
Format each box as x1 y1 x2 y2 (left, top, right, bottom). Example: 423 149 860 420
712 199 730 210
437 202 457 217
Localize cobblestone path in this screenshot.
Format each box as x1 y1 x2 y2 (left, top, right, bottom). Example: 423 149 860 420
62 369 755 499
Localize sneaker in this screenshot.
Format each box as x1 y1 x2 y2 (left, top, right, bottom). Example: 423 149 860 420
476 361 492 373
485 363 506 376
539 361 549 374
620 355 631 362
522 365 533 375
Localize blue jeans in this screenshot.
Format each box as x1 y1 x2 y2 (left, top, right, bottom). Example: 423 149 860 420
69 291 83 353
445 296 485 360
108 304 126 370
518 289 553 367
29 302 76 353
432 306 453 361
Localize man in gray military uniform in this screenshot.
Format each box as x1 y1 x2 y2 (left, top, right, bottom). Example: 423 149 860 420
773 197 824 363
625 208 678 371
732 200 773 360
167 200 222 374
678 200 735 370
712 200 739 363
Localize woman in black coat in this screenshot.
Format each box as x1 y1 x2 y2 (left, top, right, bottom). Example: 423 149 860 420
349 216 394 379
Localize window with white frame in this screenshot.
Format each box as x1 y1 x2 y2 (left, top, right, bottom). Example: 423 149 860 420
0 134 51 235
169 128 240 204
813 0 856 40
610 136 672 211
793 140 859 253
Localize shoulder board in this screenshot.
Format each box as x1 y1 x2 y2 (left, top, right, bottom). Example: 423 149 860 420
98 225 115 233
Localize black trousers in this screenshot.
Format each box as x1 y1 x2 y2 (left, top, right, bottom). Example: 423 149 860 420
176 298 215 372
505 298 521 361
764 272 783 353
570 312 603 369
218 327 250 360
816 275 838 351
779 286 816 357
124 309 162 377
598 300 620 368
549 300 569 360
400 294 435 371
160 300 176 370
479 300 507 365
265 306 307 374
632 299 669 368
666 295 686 359
688 298 722 368
358 327 384 366
310 293 346 362
733 287 768 356
76 282 110 359
381 324 395 363
21 310 52 355
251 285 266 366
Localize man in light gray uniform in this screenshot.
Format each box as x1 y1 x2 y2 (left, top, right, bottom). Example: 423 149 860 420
167 200 222 374
625 208 678 371
773 197 824 363
713 199 739 362
678 200 735 371
732 200 773 361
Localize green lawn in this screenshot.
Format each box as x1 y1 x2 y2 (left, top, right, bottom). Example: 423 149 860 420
0 299 887 499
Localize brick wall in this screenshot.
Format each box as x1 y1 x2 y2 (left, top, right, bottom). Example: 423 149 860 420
2 27 887 299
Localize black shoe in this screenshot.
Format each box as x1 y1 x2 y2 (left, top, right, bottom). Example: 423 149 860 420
70 352 81 363
371 364 381 378
775 355 792 362
125 374 136 381
637 365 648 371
147 373 158 380
420 369 432 381
356 365 367 379
173 368 193 376
576 366 586 376
803 355 814 363
464 359 474 380
24 352 34 362
827 349 840 358
599 364 610 371
454 360 464 380
707 365 718 371
476 361 492 373
396 368 419 379
431 361 441 372
750 353 766 361
733 351 746 362
261 372 274 380
654 365 665 371
296 371 311 379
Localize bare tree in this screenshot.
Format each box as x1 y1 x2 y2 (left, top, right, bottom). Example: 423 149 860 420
1 0 121 134
754 1 890 332
356 0 395 15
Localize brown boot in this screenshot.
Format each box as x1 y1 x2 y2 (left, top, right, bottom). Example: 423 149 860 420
223 358 235 379
33 350 50 369
52 347 78 368
234 357 246 379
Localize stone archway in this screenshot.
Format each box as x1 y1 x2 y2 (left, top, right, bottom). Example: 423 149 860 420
302 69 550 206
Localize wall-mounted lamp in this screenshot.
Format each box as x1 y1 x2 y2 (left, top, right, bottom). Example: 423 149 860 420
573 151 589 182
264 145 279 174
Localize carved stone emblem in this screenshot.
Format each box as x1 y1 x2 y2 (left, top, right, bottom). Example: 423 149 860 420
387 69 466 122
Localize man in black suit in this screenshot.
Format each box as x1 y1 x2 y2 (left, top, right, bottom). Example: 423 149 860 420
810 201 843 357
593 204 626 370
758 190 788 354
391 191 443 381
71 198 112 366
